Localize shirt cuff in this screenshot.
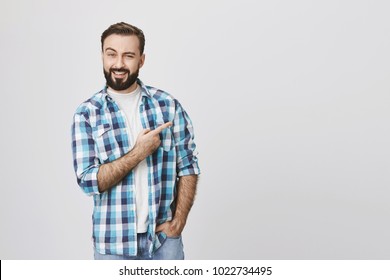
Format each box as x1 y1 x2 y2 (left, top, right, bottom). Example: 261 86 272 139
79 165 101 196
177 162 201 177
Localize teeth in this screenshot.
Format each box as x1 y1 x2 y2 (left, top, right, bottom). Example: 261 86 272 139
114 71 125 75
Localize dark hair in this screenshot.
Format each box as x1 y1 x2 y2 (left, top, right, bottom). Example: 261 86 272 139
101 22 145 54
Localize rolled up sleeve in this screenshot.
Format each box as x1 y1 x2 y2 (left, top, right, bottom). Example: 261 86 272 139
173 100 201 177
71 111 100 196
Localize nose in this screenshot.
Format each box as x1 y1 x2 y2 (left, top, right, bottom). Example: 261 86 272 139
114 56 125 69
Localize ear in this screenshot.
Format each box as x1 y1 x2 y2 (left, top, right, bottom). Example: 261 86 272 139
139 53 146 69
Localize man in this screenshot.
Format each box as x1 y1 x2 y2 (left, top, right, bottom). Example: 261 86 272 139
71 22 200 260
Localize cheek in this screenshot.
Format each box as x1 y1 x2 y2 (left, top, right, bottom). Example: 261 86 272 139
125 59 141 70
124 60 133 66
102 61 111 71
103 57 116 69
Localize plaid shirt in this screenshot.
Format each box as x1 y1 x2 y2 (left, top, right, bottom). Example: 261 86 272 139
71 79 200 256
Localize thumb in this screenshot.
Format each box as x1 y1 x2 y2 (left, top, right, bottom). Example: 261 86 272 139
156 224 165 233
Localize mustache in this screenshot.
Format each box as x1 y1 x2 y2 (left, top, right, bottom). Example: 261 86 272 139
110 68 130 73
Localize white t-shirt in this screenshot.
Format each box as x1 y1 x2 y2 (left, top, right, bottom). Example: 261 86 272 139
107 86 149 233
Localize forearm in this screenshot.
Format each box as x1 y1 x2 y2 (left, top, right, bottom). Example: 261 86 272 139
97 148 142 193
172 174 198 230
97 123 172 193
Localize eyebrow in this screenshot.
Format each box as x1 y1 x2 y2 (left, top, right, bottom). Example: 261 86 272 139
104 48 136 56
104 47 117 53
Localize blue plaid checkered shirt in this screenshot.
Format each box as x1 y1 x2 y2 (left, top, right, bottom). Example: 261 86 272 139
71 79 200 256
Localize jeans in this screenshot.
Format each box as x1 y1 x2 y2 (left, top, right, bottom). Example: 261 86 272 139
94 233 185 260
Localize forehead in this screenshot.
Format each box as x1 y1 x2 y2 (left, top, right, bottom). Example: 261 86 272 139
103 34 140 54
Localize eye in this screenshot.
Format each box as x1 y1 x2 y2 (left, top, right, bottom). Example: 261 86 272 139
107 53 116 57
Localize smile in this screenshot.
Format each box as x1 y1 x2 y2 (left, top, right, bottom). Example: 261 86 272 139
112 71 128 78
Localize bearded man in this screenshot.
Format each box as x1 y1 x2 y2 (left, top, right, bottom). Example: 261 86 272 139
71 22 200 260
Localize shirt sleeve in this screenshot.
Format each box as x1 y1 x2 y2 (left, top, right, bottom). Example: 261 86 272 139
173 100 201 177
71 111 101 196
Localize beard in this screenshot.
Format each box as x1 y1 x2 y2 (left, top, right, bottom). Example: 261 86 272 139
104 67 139 91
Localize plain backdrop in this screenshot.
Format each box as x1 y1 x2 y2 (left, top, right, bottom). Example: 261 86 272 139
1 0 389 259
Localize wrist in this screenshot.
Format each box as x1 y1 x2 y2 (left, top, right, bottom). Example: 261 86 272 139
171 218 186 232
128 145 144 162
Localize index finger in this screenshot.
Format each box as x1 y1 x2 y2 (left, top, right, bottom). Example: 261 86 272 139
152 122 172 134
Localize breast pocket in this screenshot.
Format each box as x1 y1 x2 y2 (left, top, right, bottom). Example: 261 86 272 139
92 123 116 163
160 125 175 152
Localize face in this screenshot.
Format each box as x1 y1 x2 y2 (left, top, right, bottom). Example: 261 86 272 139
102 34 145 93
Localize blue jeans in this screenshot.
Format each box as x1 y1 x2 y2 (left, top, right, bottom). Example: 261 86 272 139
94 233 185 260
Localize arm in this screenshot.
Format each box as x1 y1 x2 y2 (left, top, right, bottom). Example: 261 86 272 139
156 175 198 236
72 109 172 195
96 147 142 193
156 100 200 236
72 112 100 196
97 123 172 192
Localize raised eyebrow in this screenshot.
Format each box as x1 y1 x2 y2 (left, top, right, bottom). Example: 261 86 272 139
104 47 117 53
104 48 136 56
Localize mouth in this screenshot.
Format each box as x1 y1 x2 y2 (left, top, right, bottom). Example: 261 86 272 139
111 70 129 79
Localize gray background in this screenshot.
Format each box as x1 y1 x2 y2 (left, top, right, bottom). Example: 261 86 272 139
1 0 389 259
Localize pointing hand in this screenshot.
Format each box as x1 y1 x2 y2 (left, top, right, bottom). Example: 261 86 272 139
132 122 172 160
